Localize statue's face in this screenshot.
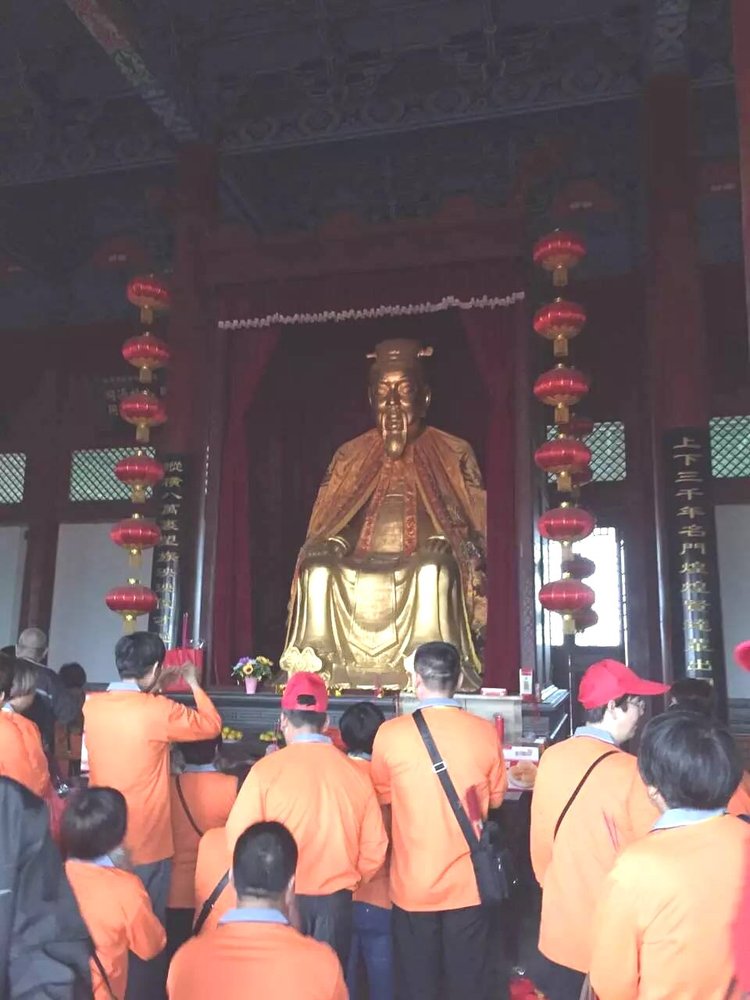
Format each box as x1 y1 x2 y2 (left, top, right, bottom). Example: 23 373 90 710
369 368 430 459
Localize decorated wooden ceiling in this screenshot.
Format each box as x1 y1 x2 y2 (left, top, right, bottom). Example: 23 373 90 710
0 0 740 327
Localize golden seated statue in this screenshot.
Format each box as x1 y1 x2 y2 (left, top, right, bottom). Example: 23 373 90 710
280 338 487 690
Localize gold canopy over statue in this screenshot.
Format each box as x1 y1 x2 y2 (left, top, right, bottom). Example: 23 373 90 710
281 338 487 689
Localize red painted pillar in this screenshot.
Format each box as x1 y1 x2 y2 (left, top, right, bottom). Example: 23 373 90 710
645 74 727 713
732 0 750 328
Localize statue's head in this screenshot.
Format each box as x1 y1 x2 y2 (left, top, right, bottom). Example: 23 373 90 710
367 339 433 459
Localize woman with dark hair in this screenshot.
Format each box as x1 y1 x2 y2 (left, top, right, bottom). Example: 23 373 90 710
590 711 750 1000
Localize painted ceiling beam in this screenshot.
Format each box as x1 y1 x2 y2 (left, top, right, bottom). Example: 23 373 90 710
62 0 261 230
646 0 691 75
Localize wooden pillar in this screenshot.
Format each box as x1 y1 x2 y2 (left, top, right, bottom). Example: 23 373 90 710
645 72 727 714
732 0 750 331
149 144 218 649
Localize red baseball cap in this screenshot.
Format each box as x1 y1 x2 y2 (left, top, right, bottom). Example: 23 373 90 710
281 672 328 713
578 659 669 710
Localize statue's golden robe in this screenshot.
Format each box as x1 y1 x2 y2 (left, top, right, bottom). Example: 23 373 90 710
283 426 487 688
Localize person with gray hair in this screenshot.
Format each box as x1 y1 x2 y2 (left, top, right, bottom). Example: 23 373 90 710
15 627 81 754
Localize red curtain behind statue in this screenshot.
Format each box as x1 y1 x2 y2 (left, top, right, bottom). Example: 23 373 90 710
212 306 523 688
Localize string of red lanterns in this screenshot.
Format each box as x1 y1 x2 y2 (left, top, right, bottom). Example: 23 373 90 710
532 230 598 635
105 275 170 632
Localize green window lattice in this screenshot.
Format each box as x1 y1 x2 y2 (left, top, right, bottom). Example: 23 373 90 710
69 448 156 502
0 453 26 503
710 416 750 478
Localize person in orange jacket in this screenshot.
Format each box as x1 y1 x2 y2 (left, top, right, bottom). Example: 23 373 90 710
62 787 166 1000
84 631 221 999
168 821 347 1000
590 711 750 1000
0 654 51 799
166 736 237 957
225 672 387 968
340 701 392 1000
668 677 750 815
529 659 669 1000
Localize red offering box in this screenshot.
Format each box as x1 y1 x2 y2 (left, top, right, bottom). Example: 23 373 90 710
160 647 205 692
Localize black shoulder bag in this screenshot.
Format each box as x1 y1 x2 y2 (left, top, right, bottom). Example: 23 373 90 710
193 870 231 936
413 708 517 906
553 749 619 841
91 946 117 999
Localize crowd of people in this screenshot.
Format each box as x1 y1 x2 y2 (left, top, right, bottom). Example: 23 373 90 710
0 628 748 999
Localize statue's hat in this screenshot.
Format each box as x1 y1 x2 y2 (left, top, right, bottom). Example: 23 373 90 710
367 339 433 372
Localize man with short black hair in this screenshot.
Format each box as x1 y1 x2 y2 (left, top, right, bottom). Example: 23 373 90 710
590 712 750 999
226 672 387 966
168 821 347 999
371 641 507 1000
530 659 669 1000
0 655 50 798
84 632 221 999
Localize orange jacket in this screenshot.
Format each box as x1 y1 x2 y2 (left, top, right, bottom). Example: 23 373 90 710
168 770 237 908
0 709 50 799
194 827 235 934
66 859 165 999
590 813 750 1000
84 685 222 865
728 771 750 816
530 732 658 972
349 756 390 910
226 738 387 895
167 917 348 1000
371 705 506 912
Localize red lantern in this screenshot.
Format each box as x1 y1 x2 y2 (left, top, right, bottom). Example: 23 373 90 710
127 274 170 324
574 607 599 633
734 641 750 673
105 581 158 633
539 579 595 634
119 390 167 444
534 365 589 425
110 515 161 567
122 332 171 384
533 299 587 358
559 415 595 439
115 452 165 503
533 231 586 287
534 437 592 493
562 554 596 580
538 504 596 557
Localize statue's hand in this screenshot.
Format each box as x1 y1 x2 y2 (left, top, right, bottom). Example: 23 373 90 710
304 536 350 560
425 535 453 556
